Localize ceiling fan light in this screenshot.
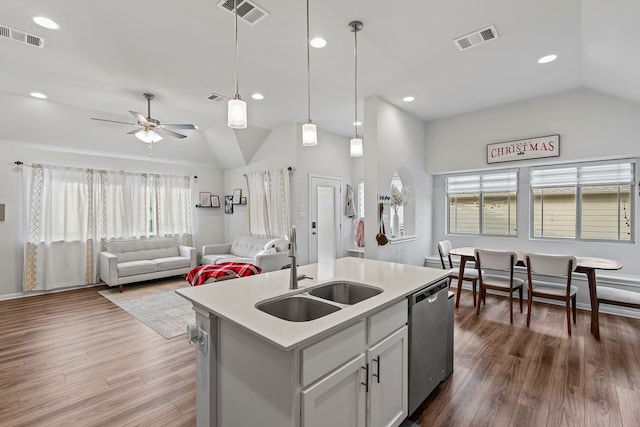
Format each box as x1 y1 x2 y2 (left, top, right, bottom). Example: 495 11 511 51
135 129 162 143
302 122 317 146
228 97 247 129
350 137 363 157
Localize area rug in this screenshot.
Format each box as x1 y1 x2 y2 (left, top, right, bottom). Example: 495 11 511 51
98 278 194 339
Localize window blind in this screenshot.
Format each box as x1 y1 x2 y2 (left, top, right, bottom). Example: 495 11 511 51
447 171 517 194
531 162 634 188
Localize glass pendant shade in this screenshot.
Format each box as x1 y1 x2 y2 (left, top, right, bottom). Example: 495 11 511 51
302 121 318 146
350 137 363 157
135 129 162 143
228 97 247 129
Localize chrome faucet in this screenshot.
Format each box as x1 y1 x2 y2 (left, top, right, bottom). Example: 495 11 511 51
289 225 298 289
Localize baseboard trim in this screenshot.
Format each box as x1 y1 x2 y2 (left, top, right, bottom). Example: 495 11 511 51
0 282 105 301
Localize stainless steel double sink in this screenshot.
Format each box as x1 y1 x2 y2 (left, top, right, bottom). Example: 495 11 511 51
256 281 383 322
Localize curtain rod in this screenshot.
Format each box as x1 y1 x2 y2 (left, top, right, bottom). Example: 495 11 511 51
14 161 197 179
244 166 294 177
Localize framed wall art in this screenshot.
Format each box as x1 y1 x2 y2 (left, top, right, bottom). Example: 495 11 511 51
211 195 220 208
199 192 212 207
225 195 234 214
487 134 559 164
232 188 242 205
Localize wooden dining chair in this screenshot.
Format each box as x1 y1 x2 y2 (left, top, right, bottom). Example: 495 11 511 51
474 249 524 324
524 253 578 336
594 287 640 337
438 240 481 306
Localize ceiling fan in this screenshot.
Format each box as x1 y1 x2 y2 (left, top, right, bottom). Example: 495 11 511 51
90 93 197 144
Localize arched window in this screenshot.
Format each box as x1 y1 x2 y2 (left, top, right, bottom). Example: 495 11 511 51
390 172 405 236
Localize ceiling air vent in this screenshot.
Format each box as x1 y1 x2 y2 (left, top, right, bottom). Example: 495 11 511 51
0 24 45 48
207 92 230 102
218 0 269 26
453 25 498 51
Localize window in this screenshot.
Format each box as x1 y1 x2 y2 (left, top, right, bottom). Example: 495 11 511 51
357 180 365 218
245 168 291 238
22 164 194 291
531 161 634 241
447 171 518 236
390 172 405 235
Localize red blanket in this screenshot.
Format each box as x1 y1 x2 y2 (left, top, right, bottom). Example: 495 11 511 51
186 262 262 287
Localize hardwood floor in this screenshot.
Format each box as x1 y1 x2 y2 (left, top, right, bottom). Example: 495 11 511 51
0 286 195 426
411 291 640 427
1 286 639 426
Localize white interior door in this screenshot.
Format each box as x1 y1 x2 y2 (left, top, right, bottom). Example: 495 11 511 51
310 176 342 263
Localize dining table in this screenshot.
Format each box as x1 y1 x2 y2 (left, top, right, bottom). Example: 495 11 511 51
448 247 623 340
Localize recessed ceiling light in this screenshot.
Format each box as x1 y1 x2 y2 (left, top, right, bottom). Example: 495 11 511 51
402 96 415 102
251 93 264 100
30 92 47 99
310 37 326 48
353 121 362 126
33 16 60 30
538 54 557 64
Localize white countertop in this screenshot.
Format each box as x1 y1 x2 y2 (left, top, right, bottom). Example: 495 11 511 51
176 257 448 350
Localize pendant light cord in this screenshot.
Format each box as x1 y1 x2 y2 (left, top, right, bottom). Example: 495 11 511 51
306 0 311 123
353 25 358 138
350 21 362 139
234 0 239 98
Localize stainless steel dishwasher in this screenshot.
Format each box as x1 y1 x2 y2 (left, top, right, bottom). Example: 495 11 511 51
407 278 449 415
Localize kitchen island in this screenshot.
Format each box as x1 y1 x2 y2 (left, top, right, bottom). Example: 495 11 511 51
177 257 449 427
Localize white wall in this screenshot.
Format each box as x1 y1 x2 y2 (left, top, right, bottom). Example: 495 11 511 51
426 88 640 173
0 141 225 298
426 88 640 275
363 97 432 266
224 124 297 242
295 126 354 265
223 123 354 266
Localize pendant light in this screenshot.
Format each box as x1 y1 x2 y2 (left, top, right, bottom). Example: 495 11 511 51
349 21 363 157
228 0 247 129
302 0 318 146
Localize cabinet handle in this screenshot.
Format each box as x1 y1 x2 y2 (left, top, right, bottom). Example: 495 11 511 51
361 363 369 393
372 356 381 383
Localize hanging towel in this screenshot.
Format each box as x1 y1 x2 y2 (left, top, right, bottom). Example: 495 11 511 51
345 184 356 218
355 217 365 247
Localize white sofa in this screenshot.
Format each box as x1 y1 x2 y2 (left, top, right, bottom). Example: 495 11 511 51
100 237 196 292
201 236 290 273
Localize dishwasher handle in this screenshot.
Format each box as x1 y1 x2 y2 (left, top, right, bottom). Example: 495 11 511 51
411 279 448 305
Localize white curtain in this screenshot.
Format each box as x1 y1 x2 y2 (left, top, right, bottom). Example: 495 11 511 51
246 168 291 238
23 164 98 291
246 171 268 237
153 174 194 246
99 171 148 244
22 163 193 291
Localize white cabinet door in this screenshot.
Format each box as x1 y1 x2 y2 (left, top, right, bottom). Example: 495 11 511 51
301 354 367 427
368 326 408 427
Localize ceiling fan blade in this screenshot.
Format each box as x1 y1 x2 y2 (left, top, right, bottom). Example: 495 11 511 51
90 117 137 126
129 111 149 125
126 129 140 135
158 128 187 139
162 123 197 130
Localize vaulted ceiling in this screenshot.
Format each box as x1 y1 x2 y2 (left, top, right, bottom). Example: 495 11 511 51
1 0 637 167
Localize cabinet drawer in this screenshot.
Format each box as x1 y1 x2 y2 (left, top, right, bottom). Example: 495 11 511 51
302 321 366 387
368 300 407 345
